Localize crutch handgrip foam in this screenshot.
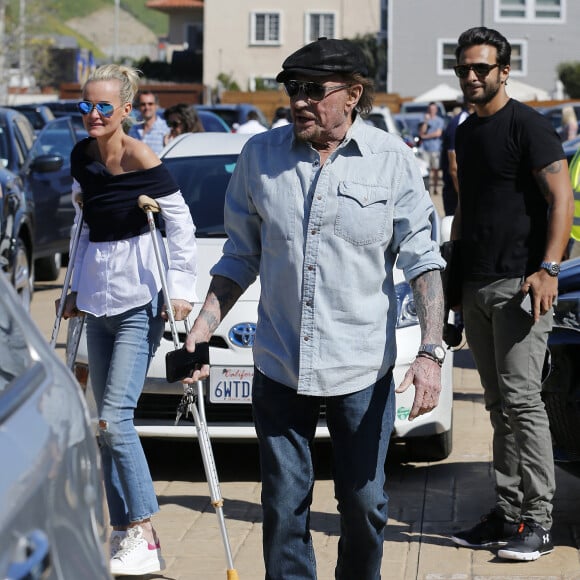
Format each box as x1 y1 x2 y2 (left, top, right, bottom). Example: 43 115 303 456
138 194 161 213
226 570 239 580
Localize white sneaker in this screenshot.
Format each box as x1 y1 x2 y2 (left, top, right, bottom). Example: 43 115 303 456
109 530 126 558
110 525 165 576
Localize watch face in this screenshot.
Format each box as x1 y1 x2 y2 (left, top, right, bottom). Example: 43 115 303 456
434 345 446 361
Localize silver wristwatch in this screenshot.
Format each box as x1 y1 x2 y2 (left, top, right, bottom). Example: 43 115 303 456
540 261 560 277
417 343 446 367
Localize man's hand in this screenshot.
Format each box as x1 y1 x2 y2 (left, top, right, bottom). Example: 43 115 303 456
520 271 558 322
182 329 211 383
395 356 442 420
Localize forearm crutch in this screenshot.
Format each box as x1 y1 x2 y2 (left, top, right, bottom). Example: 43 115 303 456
50 194 85 354
138 194 239 580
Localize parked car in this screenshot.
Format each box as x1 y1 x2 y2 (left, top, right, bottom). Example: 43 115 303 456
563 136 580 164
541 257 580 462
0 164 34 309
196 103 269 131
0 109 82 284
68 132 454 461
39 100 86 135
196 109 232 133
11 103 55 132
26 116 84 280
536 102 580 140
0 271 109 580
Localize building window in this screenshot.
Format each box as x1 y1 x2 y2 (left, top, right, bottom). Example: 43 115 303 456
496 0 564 22
305 12 336 42
251 12 281 45
509 41 526 74
438 40 459 75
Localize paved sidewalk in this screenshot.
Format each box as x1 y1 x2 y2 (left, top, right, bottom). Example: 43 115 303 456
33 277 580 580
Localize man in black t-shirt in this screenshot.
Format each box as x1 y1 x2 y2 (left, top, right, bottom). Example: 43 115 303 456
449 27 574 562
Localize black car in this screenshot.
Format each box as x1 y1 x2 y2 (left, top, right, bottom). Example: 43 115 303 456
0 108 82 292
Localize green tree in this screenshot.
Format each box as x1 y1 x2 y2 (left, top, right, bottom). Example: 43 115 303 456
349 33 386 91
558 61 580 98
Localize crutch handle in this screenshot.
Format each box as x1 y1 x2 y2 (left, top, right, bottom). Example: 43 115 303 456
138 194 160 214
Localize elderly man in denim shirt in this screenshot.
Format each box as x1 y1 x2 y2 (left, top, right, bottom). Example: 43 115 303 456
185 38 446 580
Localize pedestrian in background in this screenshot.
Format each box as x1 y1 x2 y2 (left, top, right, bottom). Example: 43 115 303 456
418 102 445 193
183 37 446 579
270 106 291 128
236 110 267 134
558 105 578 142
62 64 198 576
450 26 574 562
128 89 168 154
163 103 204 146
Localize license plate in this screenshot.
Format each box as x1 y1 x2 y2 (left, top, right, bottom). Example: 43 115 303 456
209 366 254 403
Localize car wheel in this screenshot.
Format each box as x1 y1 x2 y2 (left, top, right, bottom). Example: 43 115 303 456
13 236 33 309
405 426 453 462
542 344 580 458
35 252 62 281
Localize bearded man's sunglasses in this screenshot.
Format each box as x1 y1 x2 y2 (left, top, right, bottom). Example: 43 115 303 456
453 63 500 79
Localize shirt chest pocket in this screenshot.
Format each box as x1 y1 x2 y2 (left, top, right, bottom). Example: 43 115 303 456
334 182 392 246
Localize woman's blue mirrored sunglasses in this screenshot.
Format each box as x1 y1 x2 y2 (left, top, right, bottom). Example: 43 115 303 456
77 100 116 117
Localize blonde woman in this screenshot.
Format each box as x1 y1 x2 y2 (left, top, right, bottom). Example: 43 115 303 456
560 105 578 142
60 64 197 576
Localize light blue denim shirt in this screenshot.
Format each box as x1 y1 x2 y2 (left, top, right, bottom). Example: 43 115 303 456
211 115 445 396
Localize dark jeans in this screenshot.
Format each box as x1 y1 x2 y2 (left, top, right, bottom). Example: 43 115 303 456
252 368 395 580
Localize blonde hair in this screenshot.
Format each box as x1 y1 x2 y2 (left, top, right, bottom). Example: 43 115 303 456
84 64 141 105
561 105 578 127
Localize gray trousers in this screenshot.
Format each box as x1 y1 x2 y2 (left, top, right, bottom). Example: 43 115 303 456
462 277 555 529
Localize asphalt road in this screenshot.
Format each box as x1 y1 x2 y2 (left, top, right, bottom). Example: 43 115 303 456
32 271 580 579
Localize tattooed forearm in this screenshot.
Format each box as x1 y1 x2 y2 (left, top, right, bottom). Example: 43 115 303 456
410 269 445 344
197 275 244 335
536 160 562 203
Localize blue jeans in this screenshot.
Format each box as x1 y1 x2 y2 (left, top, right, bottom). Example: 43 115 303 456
87 292 164 527
462 278 555 528
252 368 395 580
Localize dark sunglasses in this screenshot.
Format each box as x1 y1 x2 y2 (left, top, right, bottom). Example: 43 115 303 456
453 63 500 79
169 120 182 129
77 100 116 117
283 80 351 101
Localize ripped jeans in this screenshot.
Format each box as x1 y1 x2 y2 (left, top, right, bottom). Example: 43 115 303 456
86 292 164 527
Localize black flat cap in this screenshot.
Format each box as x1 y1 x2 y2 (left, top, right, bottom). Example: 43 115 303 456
276 37 369 82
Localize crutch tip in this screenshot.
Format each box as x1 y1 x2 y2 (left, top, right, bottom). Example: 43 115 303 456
226 570 239 580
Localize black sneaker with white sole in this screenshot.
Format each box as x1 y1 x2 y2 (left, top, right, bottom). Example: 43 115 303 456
451 509 519 548
497 520 553 561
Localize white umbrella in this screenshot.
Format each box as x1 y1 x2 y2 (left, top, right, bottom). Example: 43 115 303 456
413 83 463 102
505 79 551 101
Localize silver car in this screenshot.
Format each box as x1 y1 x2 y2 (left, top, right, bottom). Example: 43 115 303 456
0 272 109 579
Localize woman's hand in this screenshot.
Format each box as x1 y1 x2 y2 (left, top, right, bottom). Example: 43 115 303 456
163 299 193 321
55 292 81 319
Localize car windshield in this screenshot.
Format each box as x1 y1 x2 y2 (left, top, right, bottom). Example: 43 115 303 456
163 154 238 237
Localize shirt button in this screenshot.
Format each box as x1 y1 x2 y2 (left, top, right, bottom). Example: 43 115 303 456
306 300 312 307
317 195 322 200
311 229 317 235
313 160 319 167
307 265 314 271
304 336 309 341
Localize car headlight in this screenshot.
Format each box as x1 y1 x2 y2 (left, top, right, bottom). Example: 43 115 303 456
395 282 418 328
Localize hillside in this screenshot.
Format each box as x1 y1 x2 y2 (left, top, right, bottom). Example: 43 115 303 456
66 6 160 62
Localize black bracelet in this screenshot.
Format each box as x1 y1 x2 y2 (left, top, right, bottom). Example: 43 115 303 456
416 352 443 367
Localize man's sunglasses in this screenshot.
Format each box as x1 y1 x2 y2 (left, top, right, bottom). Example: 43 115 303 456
284 80 351 102
77 100 116 118
453 63 500 79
